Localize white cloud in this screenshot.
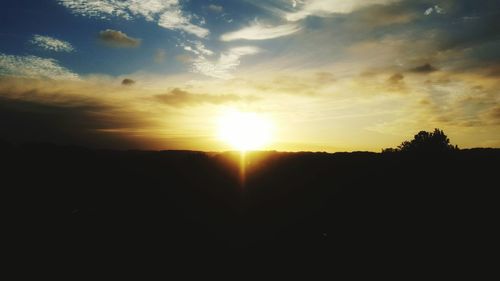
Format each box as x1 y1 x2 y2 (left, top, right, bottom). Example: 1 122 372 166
291 0 305 8
57 0 131 20
285 0 400 21
434 5 445 14
177 41 261 79
191 47 261 79
221 22 302 41
58 0 209 38
30 35 75 52
127 0 177 21
0 53 79 80
424 5 445 16
179 40 214 56
158 9 209 38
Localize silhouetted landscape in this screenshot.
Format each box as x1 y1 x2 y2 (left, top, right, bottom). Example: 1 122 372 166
3 1 500 274
3 131 498 266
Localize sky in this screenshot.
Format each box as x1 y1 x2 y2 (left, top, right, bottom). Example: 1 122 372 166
0 0 499 151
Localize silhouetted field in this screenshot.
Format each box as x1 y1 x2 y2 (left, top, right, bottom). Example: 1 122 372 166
2 141 498 266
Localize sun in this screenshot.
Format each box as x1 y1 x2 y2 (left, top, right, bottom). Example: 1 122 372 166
217 110 273 151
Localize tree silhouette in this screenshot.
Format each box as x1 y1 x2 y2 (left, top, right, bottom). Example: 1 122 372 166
383 129 458 153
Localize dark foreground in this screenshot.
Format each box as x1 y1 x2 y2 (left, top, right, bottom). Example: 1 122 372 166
2 142 499 269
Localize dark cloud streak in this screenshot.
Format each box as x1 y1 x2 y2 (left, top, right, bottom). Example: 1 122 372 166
98 29 141 48
0 79 154 149
0 96 146 149
154 88 256 107
409 63 438 73
121 78 135 86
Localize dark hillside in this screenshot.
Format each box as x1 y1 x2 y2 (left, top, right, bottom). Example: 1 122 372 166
2 142 498 265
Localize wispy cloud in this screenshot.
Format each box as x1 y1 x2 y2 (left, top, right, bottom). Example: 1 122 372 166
154 49 167 63
191 46 261 79
177 40 261 79
57 0 130 20
221 22 301 41
158 8 209 38
285 0 400 21
0 53 79 80
207 4 223 13
98 29 141 48
231 0 399 43
484 105 500 125
178 40 214 56
58 0 209 38
30 35 74 52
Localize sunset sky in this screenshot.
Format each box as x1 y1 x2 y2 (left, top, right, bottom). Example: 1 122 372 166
1 0 499 151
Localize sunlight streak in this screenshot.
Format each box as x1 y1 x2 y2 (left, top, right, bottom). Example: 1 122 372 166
239 151 247 188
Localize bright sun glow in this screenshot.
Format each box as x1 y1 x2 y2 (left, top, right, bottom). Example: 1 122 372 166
217 110 273 151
